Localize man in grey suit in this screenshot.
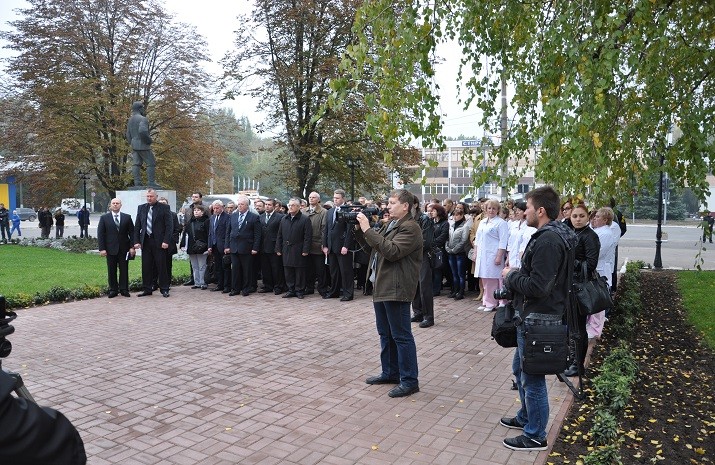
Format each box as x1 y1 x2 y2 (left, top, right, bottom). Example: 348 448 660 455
126 100 157 187
97 198 135 298
133 188 173 297
224 195 262 296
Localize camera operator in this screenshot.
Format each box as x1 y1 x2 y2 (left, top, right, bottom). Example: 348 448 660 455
0 298 87 464
353 189 422 398
498 186 577 451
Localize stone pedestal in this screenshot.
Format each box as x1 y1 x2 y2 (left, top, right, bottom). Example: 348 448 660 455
115 189 177 225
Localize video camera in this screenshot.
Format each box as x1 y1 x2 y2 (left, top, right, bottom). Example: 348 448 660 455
493 284 513 301
0 296 16 360
335 204 380 224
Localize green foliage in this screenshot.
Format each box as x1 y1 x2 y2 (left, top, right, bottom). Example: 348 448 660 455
592 371 632 414
57 236 99 253
340 0 715 204
5 293 34 309
583 443 623 465
677 271 715 349
590 410 619 447
45 286 73 303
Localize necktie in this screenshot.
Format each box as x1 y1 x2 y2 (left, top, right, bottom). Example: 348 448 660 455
266 213 270 224
147 205 153 235
239 213 245 229
114 214 120 230
213 216 218 233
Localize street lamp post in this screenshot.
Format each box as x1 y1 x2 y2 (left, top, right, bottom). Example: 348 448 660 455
654 150 664 269
77 171 90 209
346 158 356 202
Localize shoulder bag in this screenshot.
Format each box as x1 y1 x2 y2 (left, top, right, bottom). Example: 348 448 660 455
189 222 208 254
427 247 444 269
491 303 518 348
521 314 569 375
572 262 613 316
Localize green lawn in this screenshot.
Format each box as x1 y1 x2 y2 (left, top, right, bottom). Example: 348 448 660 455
0 245 190 296
677 270 715 349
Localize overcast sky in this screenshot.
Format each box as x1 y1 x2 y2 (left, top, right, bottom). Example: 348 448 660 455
0 0 485 140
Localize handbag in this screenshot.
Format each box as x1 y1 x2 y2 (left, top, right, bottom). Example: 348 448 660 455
189 222 208 254
573 263 613 316
204 254 217 284
521 318 569 375
427 247 444 269
491 303 518 348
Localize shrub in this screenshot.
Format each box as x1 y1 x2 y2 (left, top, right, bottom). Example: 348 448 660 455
5 293 34 309
71 284 102 300
590 410 619 447
45 286 73 302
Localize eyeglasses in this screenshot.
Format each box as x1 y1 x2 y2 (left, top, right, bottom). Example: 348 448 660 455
562 207 572 212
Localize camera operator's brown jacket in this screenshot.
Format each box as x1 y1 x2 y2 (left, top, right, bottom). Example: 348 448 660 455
354 213 422 302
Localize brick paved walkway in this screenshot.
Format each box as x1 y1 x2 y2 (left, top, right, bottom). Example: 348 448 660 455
8 288 573 464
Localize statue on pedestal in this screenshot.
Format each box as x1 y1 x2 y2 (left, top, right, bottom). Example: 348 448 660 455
126 101 159 188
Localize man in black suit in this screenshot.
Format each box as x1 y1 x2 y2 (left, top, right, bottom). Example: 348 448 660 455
207 200 230 292
259 199 285 294
97 198 135 298
322 189 355 301
158 197 182 287
224 195 262 296
133 188 173 297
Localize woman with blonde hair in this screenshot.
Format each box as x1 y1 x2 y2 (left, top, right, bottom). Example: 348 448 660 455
474 199 509 311
587 207 619 339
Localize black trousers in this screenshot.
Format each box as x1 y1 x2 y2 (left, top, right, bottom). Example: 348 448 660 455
260 252 284 291
212 249 226 289
284 266 306 294
327 252 354 298
412 252 434 319
141 236 169 292
106 252 129 292
230 253 253 292
305 254 328 294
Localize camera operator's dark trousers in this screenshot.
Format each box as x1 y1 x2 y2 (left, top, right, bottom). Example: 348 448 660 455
412 252 434 321
327 252 353 299
141 235 169 292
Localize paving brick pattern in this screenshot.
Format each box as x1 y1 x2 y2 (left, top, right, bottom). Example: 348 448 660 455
8 289 572 464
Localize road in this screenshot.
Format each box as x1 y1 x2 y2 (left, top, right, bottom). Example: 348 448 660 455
11 216 714 270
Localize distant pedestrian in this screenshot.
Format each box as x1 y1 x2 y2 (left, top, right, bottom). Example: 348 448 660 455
702 212 714 243
0 203 9 243
77 206 90 238
10 210 21 238
54 209 65 238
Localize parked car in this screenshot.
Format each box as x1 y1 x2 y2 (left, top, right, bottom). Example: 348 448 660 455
15 207 37 221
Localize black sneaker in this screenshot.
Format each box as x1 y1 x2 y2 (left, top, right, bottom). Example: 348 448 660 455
503 434 547 451
499 416 525 430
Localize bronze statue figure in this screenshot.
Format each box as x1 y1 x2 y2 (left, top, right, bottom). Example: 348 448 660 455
126 101 158 187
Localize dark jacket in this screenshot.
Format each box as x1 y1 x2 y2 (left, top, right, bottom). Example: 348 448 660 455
54 212 65 227
323 206 355 253
259 211 284 254
433 219 449 249
77 209 90 226
354 213 423 302
225 210 261 254
276 211 312 267
208 211 229 251
133 202 172 246
97 212 134 256
416 212 434 251
168 210 182 255
571 225 600 280
505 220 577 320
181 215 210 254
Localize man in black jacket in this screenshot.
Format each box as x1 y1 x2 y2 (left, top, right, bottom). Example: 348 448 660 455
410 198 435 328
208 200 230 292
97 198 135 298
133 188 173 297
322 189 355 301
224 195 262 296
259 199 285 294
498 186 576 452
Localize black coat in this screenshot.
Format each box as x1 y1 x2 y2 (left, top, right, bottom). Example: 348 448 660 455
97 212 134 256
322 207 355 253
276 211 312 267
572 226 600 279
181 215 210 254
208 211 230 251
225 210 261 254
433 219 449 249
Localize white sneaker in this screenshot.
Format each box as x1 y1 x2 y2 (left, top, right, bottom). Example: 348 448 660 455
484 307 495 312
477 305 486 311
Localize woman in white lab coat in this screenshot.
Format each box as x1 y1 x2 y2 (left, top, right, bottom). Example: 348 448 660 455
474 199 509 311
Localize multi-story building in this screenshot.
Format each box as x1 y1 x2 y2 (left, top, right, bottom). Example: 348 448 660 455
403 139 540 203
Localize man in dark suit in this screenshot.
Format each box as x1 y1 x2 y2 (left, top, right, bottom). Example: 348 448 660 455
322 189 355 301
133 188 173 297
224 195 262 296
207 200 230 292
276 198 312 299
158 197 182 287
259 199 285 294
97 198 135 298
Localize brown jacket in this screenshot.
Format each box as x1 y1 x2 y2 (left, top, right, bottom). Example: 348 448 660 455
303 205 327 255
355 213 422 302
